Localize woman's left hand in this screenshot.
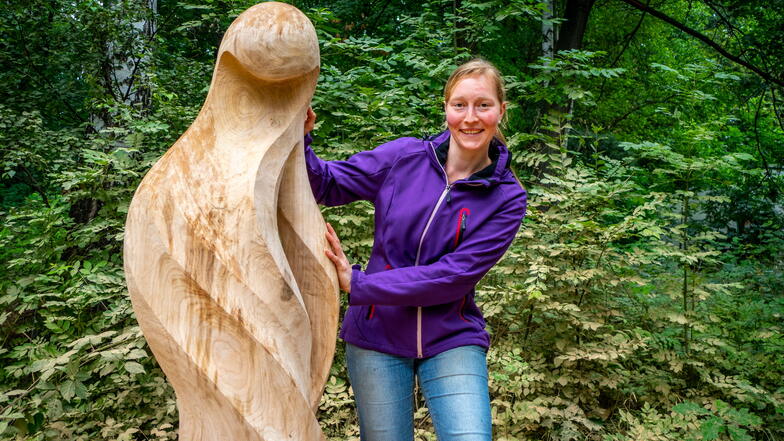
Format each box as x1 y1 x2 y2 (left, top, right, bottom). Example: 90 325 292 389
304 106 316 134
324 222 352 293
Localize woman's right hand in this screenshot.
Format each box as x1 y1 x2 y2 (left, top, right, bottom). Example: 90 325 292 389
324 222 352 293
304 106 316 134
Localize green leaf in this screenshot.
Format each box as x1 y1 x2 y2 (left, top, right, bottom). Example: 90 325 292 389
125 348 148 360
29 358 55 373
727 426 752 441
672 401 710 416
124 362 145 375
700 417 724 440
60 380 75 402
728 408 762 427
73 381 88 399
98 362 116 377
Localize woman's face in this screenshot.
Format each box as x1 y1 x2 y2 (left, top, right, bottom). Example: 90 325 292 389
444 74 506 155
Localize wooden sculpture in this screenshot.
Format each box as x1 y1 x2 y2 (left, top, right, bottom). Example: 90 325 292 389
123 3 338 440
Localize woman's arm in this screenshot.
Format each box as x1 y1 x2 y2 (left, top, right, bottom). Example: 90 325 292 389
303 107 404 206
347 193 527 307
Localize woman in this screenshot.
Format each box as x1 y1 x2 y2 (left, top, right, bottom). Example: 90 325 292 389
304 58 526 441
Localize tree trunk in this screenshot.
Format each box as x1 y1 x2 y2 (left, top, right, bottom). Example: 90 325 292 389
534 0 595 180
542 0 556 59
555 0 595 52
552 0 595 121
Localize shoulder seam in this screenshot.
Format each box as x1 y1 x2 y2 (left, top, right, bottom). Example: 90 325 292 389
497 175 527 209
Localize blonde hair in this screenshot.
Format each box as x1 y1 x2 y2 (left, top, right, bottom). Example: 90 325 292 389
443 58 507 144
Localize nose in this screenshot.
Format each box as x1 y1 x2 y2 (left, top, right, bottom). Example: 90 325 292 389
465 105 479 122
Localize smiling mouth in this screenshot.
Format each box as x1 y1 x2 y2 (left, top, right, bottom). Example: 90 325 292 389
460 129 483 134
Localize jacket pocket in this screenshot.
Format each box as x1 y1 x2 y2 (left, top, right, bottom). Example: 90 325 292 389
367 263 393 320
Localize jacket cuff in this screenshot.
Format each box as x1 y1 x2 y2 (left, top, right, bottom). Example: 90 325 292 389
348 264 363 305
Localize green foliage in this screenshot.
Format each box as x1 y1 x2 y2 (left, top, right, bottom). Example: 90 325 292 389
605 400 763 441
1 0 782 440
0 119 179 438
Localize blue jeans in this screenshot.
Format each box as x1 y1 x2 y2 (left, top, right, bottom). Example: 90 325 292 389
345 343 492 441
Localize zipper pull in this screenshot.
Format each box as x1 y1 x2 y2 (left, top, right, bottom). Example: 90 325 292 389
446 185 452 203
457 211 467 247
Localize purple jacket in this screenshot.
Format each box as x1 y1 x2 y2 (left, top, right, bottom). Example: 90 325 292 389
304 130 526 358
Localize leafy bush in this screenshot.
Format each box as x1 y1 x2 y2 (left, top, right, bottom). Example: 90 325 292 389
1 0 782 440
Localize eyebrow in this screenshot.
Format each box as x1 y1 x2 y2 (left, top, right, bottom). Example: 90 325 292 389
448 95 496 102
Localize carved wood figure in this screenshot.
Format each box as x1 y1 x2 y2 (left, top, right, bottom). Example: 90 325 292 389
123 3 338 440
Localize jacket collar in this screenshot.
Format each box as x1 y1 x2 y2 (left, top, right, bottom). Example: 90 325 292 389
426 130 511 186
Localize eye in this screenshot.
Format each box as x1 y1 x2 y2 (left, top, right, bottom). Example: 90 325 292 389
452 102 465 109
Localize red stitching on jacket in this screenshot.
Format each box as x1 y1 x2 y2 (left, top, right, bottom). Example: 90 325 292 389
458 295 469 322
453 208 471 249
369 264 393 319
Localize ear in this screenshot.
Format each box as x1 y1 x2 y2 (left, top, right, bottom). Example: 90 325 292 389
499 101 507 121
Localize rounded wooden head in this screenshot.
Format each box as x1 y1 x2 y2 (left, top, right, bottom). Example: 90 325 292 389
219 2 320 82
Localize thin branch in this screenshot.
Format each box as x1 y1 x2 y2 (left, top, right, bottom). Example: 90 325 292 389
597 1 648 100
100 47 120 103
20 164 50 208
702 0 776 75
610 2 647 68
607 92 678 129
616 0 784 88
366 0 393 34
702 0 745 40
120 56 143 103
105 3 165 105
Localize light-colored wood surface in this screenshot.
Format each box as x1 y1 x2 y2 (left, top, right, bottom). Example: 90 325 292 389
123 3 338 440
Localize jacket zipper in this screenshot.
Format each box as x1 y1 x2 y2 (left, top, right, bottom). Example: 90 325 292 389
453 208 470 249
416 139 497 349
412 142 452 358
453 208 470 322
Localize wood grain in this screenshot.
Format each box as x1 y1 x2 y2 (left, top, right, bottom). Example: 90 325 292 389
123 3 338 439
